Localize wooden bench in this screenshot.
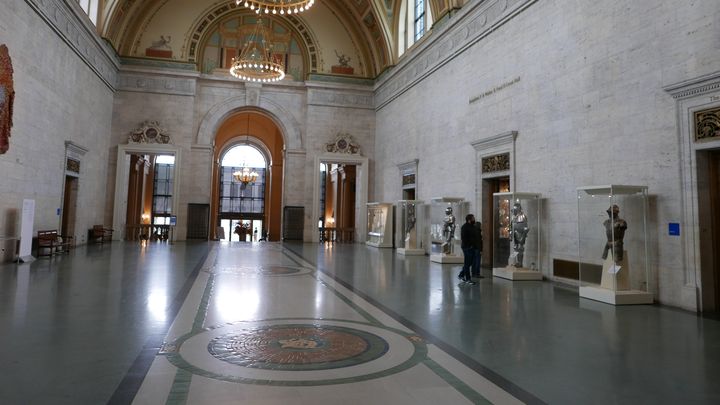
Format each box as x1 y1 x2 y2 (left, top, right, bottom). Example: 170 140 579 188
90 225 114 244
37 230 73 257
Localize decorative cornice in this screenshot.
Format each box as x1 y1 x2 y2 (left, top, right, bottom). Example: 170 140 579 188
120 57 197 71
24 0 119 90
286 148 307 156
471 131 517 151
374 0 538 110
664 71 720 99
117 70 197 96
64 141 88 157
307 73 375 86
307 88 374 109
397 159 419 171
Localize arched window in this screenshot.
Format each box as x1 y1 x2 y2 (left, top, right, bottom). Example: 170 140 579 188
218 144 267 241
398 0 434 57
77 0 99 25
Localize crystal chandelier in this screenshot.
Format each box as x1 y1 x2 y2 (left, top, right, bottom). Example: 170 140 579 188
236 0 315 15
233 164 259 190
230 18 285 83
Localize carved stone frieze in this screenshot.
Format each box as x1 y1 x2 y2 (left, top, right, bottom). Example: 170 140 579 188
308 89 374 109
325 133 361 154
129 121 171 144
375 0 537 109
481 153 510 173
117 71 196 96
695 107 720 142
25 0 119 89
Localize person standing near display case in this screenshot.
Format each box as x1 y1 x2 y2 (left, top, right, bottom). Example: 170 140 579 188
472 220 483 278
459 214 480 285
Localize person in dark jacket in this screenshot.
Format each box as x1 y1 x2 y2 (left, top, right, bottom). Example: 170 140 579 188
472 220 483 278
459 214 480 285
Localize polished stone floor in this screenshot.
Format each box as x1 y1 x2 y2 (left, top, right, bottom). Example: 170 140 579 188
0 241 718 404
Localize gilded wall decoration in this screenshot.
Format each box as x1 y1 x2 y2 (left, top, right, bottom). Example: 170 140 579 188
326 133 360 154
0 44 14 155
66 158 80 174
481 153 510 173
695 107 720 142
402 174 416 186
129 121 171 144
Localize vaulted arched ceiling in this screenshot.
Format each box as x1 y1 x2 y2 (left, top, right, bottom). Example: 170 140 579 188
100 0 397 78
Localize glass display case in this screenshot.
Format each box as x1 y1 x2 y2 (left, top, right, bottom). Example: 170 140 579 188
366 202 394 248
429 197 467 263
396 200 424 255
492 192 543 280
577 185 653 304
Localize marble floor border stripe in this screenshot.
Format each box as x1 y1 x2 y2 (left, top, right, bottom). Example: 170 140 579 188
284 243 547 405
165 368 192 405
107 244 211 405
281 249 382 325
422 358 492 405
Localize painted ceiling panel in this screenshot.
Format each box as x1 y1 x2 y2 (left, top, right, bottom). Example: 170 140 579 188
103 0 395 78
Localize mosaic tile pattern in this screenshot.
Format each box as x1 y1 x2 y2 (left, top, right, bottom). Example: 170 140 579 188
212 265 313 277
207 324 388 371
165 319 427 386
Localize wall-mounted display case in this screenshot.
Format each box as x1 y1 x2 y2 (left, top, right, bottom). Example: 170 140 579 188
577 185 652 305
492 192 543 280
396 200 424 255
366 202 394 248
429 197 467 263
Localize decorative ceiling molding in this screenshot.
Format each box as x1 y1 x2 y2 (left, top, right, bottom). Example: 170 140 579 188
24 0 120 90
375 0 538 110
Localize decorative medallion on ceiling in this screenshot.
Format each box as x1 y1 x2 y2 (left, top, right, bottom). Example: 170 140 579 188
129 121 171 144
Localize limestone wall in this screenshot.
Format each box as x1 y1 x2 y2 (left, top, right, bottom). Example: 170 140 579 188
0 0 116 254
374 0 720 309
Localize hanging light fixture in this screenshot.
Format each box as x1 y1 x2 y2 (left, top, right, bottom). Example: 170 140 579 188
236 0 315 16
230 17 285 83
232 118 260 189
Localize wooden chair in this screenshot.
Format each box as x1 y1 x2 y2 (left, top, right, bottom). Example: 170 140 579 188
91 225 114 244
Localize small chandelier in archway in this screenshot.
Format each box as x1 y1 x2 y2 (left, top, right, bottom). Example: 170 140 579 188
236 0 315 15
233 164 259 189
230 18 285 83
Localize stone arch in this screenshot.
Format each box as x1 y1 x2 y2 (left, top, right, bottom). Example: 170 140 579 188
196 95 303 151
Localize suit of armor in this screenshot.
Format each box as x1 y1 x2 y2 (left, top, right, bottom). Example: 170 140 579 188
601 204 627 263
510 203 529 267
442 207 456 254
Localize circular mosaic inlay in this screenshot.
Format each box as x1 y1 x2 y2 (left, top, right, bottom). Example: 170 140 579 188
168 319 427 386
208 324 388 371
214 265 312 277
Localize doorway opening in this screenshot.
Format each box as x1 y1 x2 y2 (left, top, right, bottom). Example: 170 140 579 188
217 144 267 242
113 143 181 242
699 149 720 314
61 176 78 240
481 176 510 268
319 163 356 242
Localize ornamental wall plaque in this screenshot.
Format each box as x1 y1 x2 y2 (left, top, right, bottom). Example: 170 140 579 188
402 173 416 186
0 44 14 155
481 153 510 173
129 121 171 144
66 158 80 174
325 133 360 154
695 107 720 142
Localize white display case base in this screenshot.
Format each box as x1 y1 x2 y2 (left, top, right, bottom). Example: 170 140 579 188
493 266 543 281
366 241 393 248
397 248 425 256
430 253 463 264
579 285 653 305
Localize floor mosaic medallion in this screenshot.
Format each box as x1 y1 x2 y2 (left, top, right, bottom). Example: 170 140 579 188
165 319 427 386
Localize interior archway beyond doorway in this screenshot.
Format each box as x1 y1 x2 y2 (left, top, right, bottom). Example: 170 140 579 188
211 112 285 241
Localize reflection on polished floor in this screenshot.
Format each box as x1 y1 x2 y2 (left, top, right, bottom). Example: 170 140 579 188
0 241 719 404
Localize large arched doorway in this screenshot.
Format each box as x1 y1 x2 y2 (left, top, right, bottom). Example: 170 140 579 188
211 111 284 241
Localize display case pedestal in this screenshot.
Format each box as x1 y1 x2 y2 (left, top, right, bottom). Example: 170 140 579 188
398 247 425 256
579 285 653 305
430 253 463 264
580 252 652 304
493 266 543 281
